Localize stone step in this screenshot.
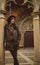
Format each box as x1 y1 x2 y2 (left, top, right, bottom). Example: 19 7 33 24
5 51 13 63
5 51 20 58
5 63 30 65
5 57 27 63
5 49 34 64
5 63 13 65
5 57 13 63
5 51 12 58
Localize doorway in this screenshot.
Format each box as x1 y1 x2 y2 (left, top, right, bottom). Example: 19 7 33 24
24 31 34 47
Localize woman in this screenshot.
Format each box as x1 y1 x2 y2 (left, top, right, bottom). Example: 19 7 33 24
4 15 21 65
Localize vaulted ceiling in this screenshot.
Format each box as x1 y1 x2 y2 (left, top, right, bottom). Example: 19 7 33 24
5 0 40 19
5 0 34 16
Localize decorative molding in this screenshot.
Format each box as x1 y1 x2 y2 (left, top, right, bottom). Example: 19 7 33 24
6 0 17 5
0 10 6 15
33 12 40 15
0 17 5 19
31 12 40 17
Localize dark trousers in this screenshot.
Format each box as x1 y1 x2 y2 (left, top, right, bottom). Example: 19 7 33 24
10 50 19 65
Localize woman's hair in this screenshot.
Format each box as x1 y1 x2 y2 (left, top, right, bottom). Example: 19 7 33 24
7 15 16 25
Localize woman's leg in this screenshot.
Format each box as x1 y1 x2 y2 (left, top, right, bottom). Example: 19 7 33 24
10 50 19 65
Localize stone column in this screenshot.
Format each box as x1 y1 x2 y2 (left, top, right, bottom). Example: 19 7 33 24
0 13 5 65
0 0 6 65
33 13 40 61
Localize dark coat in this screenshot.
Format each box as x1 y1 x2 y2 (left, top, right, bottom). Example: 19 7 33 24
4 24 21 51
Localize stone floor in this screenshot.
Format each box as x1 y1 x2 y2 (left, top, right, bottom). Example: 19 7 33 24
5 48 40 65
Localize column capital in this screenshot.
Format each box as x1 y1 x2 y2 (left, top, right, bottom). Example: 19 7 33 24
31 12 40 19
0 10 6 15
32 12 40 15
0 14 5 19
0 10 6 19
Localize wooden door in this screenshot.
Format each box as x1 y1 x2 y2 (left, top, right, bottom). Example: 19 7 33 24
24 31 34 47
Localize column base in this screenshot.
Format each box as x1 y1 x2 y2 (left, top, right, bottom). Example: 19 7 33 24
0 61 5 65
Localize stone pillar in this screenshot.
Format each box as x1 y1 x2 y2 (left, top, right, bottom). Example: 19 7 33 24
0 0 6 65
33 13 40 61
0 14 5 65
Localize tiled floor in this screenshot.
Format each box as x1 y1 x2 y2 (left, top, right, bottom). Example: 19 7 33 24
5 48 40 65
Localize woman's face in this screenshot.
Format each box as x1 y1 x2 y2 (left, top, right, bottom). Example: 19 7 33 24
11 18 15 24
10 18 15 25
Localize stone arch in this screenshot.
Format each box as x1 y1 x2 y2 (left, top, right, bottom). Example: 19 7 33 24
18 16 33 46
